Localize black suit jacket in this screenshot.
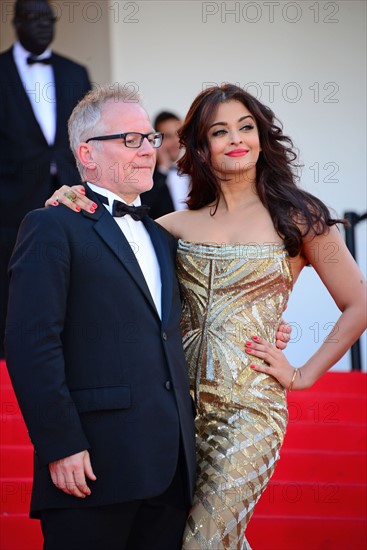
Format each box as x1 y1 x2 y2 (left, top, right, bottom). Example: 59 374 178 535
0 46 91 356
140 169 175 219
5 188 196 517
0 47 91 226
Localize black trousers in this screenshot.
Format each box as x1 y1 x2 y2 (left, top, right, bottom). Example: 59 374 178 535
40 449 190 550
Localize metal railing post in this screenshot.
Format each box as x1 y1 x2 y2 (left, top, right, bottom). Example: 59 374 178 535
344 211 367 371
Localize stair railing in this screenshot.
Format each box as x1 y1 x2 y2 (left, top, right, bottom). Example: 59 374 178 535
344 211 367 371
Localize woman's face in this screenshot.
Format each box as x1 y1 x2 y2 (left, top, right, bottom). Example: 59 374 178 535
207 100 261 183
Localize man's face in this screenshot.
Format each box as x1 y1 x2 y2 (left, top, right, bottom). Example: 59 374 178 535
14 1 55 55
82 101 157 203
156 118 182 165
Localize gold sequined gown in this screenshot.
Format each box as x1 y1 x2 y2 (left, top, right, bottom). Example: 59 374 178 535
176 240 293 550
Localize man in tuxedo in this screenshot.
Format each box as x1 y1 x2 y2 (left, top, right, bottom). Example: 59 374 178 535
141 111 190 219
0 0 91 357
5 85 196 550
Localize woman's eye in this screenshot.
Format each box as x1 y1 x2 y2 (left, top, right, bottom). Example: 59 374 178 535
212 129 227 137
240 124 254 131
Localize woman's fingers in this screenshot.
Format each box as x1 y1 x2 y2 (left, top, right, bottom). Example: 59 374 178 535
275 319 292 349
245 335 296 389
45 185 97 213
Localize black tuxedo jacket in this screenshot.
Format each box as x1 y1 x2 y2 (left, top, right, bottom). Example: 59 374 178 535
140 168 175 219
0 47 91 226
5 188 196 517
0 46 91 357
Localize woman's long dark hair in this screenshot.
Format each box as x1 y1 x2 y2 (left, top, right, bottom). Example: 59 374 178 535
177 84 345 257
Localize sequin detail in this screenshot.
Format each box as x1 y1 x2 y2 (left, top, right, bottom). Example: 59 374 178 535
177 240 293 549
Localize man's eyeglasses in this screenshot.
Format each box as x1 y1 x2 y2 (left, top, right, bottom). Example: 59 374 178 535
86 132 164 149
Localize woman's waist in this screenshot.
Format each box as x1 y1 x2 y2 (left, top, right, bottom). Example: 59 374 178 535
191 378 288 438
190 371 286 408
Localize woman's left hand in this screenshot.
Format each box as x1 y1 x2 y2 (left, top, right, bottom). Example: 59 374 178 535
245 335 302 390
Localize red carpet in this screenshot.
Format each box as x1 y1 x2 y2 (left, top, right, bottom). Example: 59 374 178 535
247 372 367 549
1 360 366 550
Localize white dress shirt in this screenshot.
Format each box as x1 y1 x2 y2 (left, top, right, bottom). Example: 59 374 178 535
87 183 162 318
13 41 56 146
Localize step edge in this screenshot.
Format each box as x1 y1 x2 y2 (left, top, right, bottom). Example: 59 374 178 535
267 480 366 488
251 514 367 521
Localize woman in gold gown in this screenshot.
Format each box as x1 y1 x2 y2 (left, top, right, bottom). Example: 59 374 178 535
156 85 366 549
47 84 366 549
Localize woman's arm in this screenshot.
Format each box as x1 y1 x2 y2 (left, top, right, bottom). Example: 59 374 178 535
246 225 367 390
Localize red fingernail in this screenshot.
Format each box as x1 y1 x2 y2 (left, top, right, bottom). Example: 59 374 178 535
92 203 97 208
80 188 86 194
250 364 256 369
90 207 95 213
252 335 258 340
53 201 59 206
75 206 81 212
245 341 252 346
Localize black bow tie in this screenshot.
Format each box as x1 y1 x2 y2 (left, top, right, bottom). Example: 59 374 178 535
112 200 150 221
27 56 52 65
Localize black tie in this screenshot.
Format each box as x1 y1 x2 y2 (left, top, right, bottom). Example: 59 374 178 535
112 200 150 221
27 56 52 65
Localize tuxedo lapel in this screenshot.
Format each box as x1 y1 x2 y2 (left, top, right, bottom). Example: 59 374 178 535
52 55 66 143
143 217 173 327
82 191 159 316
6 48 48 144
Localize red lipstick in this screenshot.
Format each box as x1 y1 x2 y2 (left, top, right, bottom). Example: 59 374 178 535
225 149 249 157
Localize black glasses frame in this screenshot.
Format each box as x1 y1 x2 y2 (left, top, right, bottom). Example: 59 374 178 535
86 132 164 148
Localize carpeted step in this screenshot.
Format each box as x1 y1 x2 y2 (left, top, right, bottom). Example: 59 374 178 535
0 415 31 446
0 478 33 515
247 516 367 550
254 480 366 517
283 421 366 452
274 448 367 483
0 514 42 550
287 392 367 424
0 446 33 477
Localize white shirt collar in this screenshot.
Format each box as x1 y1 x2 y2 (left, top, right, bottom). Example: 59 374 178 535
13 41 52 64
87 182 142 214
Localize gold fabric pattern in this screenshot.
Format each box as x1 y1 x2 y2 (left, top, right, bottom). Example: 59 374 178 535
177 240 293 550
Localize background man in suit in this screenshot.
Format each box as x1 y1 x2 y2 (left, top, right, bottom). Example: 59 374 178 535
5 84 196 550
141 111 190 219
0 0 91 356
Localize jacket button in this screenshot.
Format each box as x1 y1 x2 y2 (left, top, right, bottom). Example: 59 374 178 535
162 332 167 341
165 381 172 390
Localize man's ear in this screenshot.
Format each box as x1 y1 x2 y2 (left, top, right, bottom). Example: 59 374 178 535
78 143 93 165
78 143 100 182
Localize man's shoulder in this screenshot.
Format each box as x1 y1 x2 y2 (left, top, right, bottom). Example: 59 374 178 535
51 52 88 72
0 48 13 65
21 204 86 229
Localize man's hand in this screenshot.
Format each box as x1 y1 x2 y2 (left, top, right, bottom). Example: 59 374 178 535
49 450 97 498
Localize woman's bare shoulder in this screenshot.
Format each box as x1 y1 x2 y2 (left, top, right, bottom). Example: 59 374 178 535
156 210 201 238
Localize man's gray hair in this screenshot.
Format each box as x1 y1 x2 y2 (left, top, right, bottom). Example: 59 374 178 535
68 83 142 176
